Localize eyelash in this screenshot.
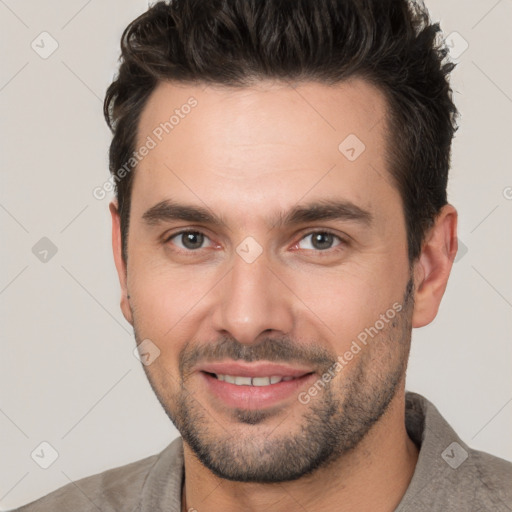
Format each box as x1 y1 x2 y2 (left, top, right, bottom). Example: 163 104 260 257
164 229 348 255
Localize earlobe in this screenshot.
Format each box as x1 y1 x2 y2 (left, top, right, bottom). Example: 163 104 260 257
109 201 134 326
412 204 458 328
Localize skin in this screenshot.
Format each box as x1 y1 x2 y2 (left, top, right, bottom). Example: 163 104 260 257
110 79 458 512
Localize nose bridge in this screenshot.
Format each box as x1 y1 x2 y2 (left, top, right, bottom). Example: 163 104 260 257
214 250 294 344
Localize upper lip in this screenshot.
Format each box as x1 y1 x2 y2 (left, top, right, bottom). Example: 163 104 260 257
198 361 313 378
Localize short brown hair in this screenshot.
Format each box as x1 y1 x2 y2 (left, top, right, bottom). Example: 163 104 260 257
104 0 459 263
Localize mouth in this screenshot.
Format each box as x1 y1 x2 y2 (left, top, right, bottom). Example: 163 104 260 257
207 373 299 386
196 361 316 410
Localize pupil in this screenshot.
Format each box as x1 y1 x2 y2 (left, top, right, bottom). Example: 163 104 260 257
183 232 203 249
312 232 333 250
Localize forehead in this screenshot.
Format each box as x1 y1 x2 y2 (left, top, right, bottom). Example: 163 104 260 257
132 78 399 227
136 78 389 158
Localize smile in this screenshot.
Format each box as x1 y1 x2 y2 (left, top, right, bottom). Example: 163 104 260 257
198 364 317 410
210 374 297 386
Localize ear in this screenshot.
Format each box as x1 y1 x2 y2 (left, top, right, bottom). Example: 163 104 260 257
412 204 458 328
109 200 133 326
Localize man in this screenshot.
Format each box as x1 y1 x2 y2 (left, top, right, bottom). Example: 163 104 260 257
17 0 512 511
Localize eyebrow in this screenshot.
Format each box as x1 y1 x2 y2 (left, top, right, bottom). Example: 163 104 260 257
142 198 372 229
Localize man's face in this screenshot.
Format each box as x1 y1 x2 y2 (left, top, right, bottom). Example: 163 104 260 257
119 79 414 482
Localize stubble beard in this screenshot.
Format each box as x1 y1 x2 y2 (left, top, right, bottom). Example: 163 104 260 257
134 278 414 483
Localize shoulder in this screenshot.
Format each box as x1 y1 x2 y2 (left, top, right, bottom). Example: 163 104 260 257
13 440 181 512
469 447 512 509
400 392 512 511
424 446 512 511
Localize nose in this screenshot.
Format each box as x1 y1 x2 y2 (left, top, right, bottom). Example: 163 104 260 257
211 250 295 345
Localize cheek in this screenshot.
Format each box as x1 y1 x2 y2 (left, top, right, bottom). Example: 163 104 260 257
287 260 406 350
127 254 215 338
295 279 373 348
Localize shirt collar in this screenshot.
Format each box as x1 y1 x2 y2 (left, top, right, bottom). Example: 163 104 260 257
136 392 461 511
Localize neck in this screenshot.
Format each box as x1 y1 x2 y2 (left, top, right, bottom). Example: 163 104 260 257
181 389 418 512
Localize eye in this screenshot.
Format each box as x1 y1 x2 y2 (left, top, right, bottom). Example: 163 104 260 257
167 231 213 250
297 231 343 251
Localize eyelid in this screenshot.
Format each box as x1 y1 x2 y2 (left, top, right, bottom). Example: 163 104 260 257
291 229 349 252
162 228 349 253
164 228 215 250
163 226 211 242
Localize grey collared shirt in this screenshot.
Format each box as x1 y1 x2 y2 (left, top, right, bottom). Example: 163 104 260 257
14 392 512 511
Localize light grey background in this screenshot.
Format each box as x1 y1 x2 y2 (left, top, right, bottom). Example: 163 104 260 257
1 0 511 509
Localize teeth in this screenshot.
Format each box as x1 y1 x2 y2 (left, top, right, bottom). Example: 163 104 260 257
234 376 252 386
215 374 297 386
252 377 271 386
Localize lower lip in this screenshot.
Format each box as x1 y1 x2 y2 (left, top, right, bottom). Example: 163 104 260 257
200 372 316 410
